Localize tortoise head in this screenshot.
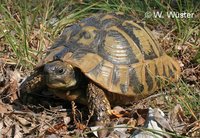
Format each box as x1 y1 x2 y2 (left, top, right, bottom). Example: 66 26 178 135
44 60 77 89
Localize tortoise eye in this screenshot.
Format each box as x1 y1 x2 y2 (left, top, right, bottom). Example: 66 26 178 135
56 67 66 74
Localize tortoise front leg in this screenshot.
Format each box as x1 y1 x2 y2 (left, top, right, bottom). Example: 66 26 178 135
18 69 46 104
87 83 112 137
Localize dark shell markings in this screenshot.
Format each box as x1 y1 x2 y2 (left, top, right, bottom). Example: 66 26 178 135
20 12 181 104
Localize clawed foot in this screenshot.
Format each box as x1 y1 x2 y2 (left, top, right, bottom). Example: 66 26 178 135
87 82 112 138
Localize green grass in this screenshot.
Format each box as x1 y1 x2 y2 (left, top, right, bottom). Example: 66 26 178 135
172 79 199 119
0 0 199 68
0 0 199 137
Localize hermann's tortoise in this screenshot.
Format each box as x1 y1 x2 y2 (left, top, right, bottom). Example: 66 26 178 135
19 12 181 135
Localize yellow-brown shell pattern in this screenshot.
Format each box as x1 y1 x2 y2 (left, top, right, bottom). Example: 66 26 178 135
38 13 181 97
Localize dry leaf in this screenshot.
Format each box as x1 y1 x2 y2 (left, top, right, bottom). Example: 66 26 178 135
14 115 31 126
153 108 173 131
168 104 187 134
111 106 130 118
47 123 67 134
63 116 71 125
13 124 23 138
186 120 200 137
0 102 11 113
131 108 171 138
136 109 149 126
136 115 145 126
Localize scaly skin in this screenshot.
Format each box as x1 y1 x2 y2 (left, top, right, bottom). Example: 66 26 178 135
18 69 46 104
87 82 112 137
19 65 113 138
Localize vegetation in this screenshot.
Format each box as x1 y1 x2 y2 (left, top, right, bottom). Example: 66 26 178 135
0 0 199 137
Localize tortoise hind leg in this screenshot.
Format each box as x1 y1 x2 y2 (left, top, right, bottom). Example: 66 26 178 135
87 83 112 137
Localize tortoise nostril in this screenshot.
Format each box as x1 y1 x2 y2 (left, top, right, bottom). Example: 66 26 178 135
44 65 55 74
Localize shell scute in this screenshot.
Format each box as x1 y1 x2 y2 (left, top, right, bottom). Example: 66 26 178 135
40 13 180 96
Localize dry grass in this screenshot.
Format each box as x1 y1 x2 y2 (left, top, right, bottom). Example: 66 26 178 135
0 0 199 137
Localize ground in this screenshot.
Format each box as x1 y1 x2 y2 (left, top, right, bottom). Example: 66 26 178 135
0 0 199 137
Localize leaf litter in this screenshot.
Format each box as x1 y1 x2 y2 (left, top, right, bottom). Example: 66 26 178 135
1 64 199 137
0 75 199 137
0 21 199 138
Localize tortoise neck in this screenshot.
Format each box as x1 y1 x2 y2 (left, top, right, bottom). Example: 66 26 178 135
73 68 89 90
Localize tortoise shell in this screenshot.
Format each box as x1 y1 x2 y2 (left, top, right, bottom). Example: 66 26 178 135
38 13 180 97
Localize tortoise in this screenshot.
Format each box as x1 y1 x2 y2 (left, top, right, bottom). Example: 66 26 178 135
19 12 180 134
